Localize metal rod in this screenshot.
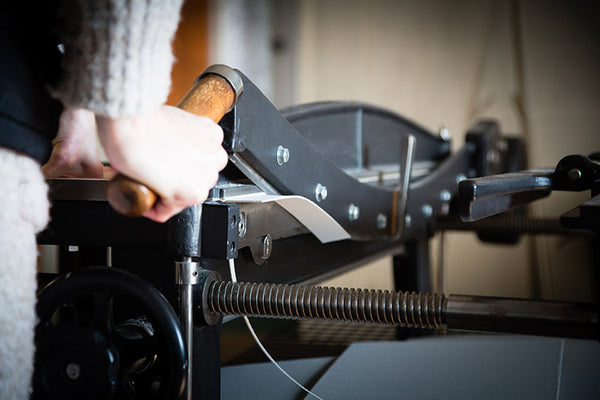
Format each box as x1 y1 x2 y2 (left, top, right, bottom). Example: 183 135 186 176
445 294 598 339
176 258 200 400
398 135 416 236
204 280 598 340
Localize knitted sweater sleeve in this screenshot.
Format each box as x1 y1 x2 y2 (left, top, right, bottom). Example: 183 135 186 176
52 0 184 118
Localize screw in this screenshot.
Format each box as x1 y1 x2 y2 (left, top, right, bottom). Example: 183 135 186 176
238 211 247 238
315 184 328 202
276 145 290 165
348 204 360 221
65 363 81 381
440 190 451 202
405 215 412 227
568 168 582 181
422 204 433 217
260 234 272 260
439 126 450 141
376 214 387 229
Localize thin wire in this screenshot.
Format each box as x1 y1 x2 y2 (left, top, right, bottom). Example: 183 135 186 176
555 338 565 400
228 259 325 400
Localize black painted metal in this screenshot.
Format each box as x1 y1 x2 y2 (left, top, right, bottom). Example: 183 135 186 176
34 267 186 400
281 101 450 170
201 202 239 260
221 72 453 240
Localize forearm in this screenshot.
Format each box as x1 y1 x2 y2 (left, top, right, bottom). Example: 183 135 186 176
52 0 184 118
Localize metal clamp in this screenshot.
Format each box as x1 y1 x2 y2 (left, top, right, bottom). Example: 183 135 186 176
175 260 201 285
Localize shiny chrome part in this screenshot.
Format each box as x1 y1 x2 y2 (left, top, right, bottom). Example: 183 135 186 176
238 211 247 238
348 204 360 221
315 183 328 202
439 126 450 141
376 213 388 229
176 258 199 400
397 135 416 235
440 190 452 202
260 234 272 260
422 204 433 217
276 145 290 165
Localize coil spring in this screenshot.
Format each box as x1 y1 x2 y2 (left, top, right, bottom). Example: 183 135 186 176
206 281 446 329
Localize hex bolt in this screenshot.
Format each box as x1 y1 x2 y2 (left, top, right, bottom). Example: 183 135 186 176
315 184 328 202
276 145 290 165
422 204 433 218
376 213 388 229
65 363 81 381
260 234 272 260
440 190 452 202
348 204 360 221
568 168 582 181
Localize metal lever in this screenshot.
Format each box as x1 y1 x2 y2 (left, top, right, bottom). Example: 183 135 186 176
458 154 600 222
458 170 552 222
106 64 243 217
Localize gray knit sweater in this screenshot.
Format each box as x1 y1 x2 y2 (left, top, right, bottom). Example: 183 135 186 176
53 0 184 117
0 2 184 398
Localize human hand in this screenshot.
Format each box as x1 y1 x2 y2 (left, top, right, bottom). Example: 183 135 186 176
96 105 228 222
42 108 105 179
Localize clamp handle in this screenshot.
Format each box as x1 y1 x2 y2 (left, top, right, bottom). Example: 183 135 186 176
106 65 243 217
458 154 600 222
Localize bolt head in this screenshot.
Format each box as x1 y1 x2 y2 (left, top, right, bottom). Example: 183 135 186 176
348 204 360 221
405 214 412 227
439 126 450 141
422 204 433 217
315 184 328 202
440 190 451 202
276 145 290 165
261 234 272 260
567 168 582 181
376 213 387 229
65 363 81 381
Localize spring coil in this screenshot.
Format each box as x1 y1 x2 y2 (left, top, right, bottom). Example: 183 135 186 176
206 281 446 329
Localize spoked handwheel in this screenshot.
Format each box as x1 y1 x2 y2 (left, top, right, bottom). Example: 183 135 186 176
33 267 186 400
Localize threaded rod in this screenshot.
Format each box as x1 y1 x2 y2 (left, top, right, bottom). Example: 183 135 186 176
206 281 446 329
203 281 598 339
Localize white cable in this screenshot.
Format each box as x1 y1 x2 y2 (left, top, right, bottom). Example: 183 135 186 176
228 259 325 400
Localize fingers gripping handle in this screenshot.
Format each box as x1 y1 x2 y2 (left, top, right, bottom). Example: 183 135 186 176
106 65 243 217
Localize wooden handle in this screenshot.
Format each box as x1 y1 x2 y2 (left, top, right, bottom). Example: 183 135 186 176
106 73 237 217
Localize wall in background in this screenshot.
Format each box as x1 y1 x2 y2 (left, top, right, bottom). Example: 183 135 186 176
294 0 599 301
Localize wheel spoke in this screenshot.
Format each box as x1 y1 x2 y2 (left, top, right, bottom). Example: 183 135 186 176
91 292 114 334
